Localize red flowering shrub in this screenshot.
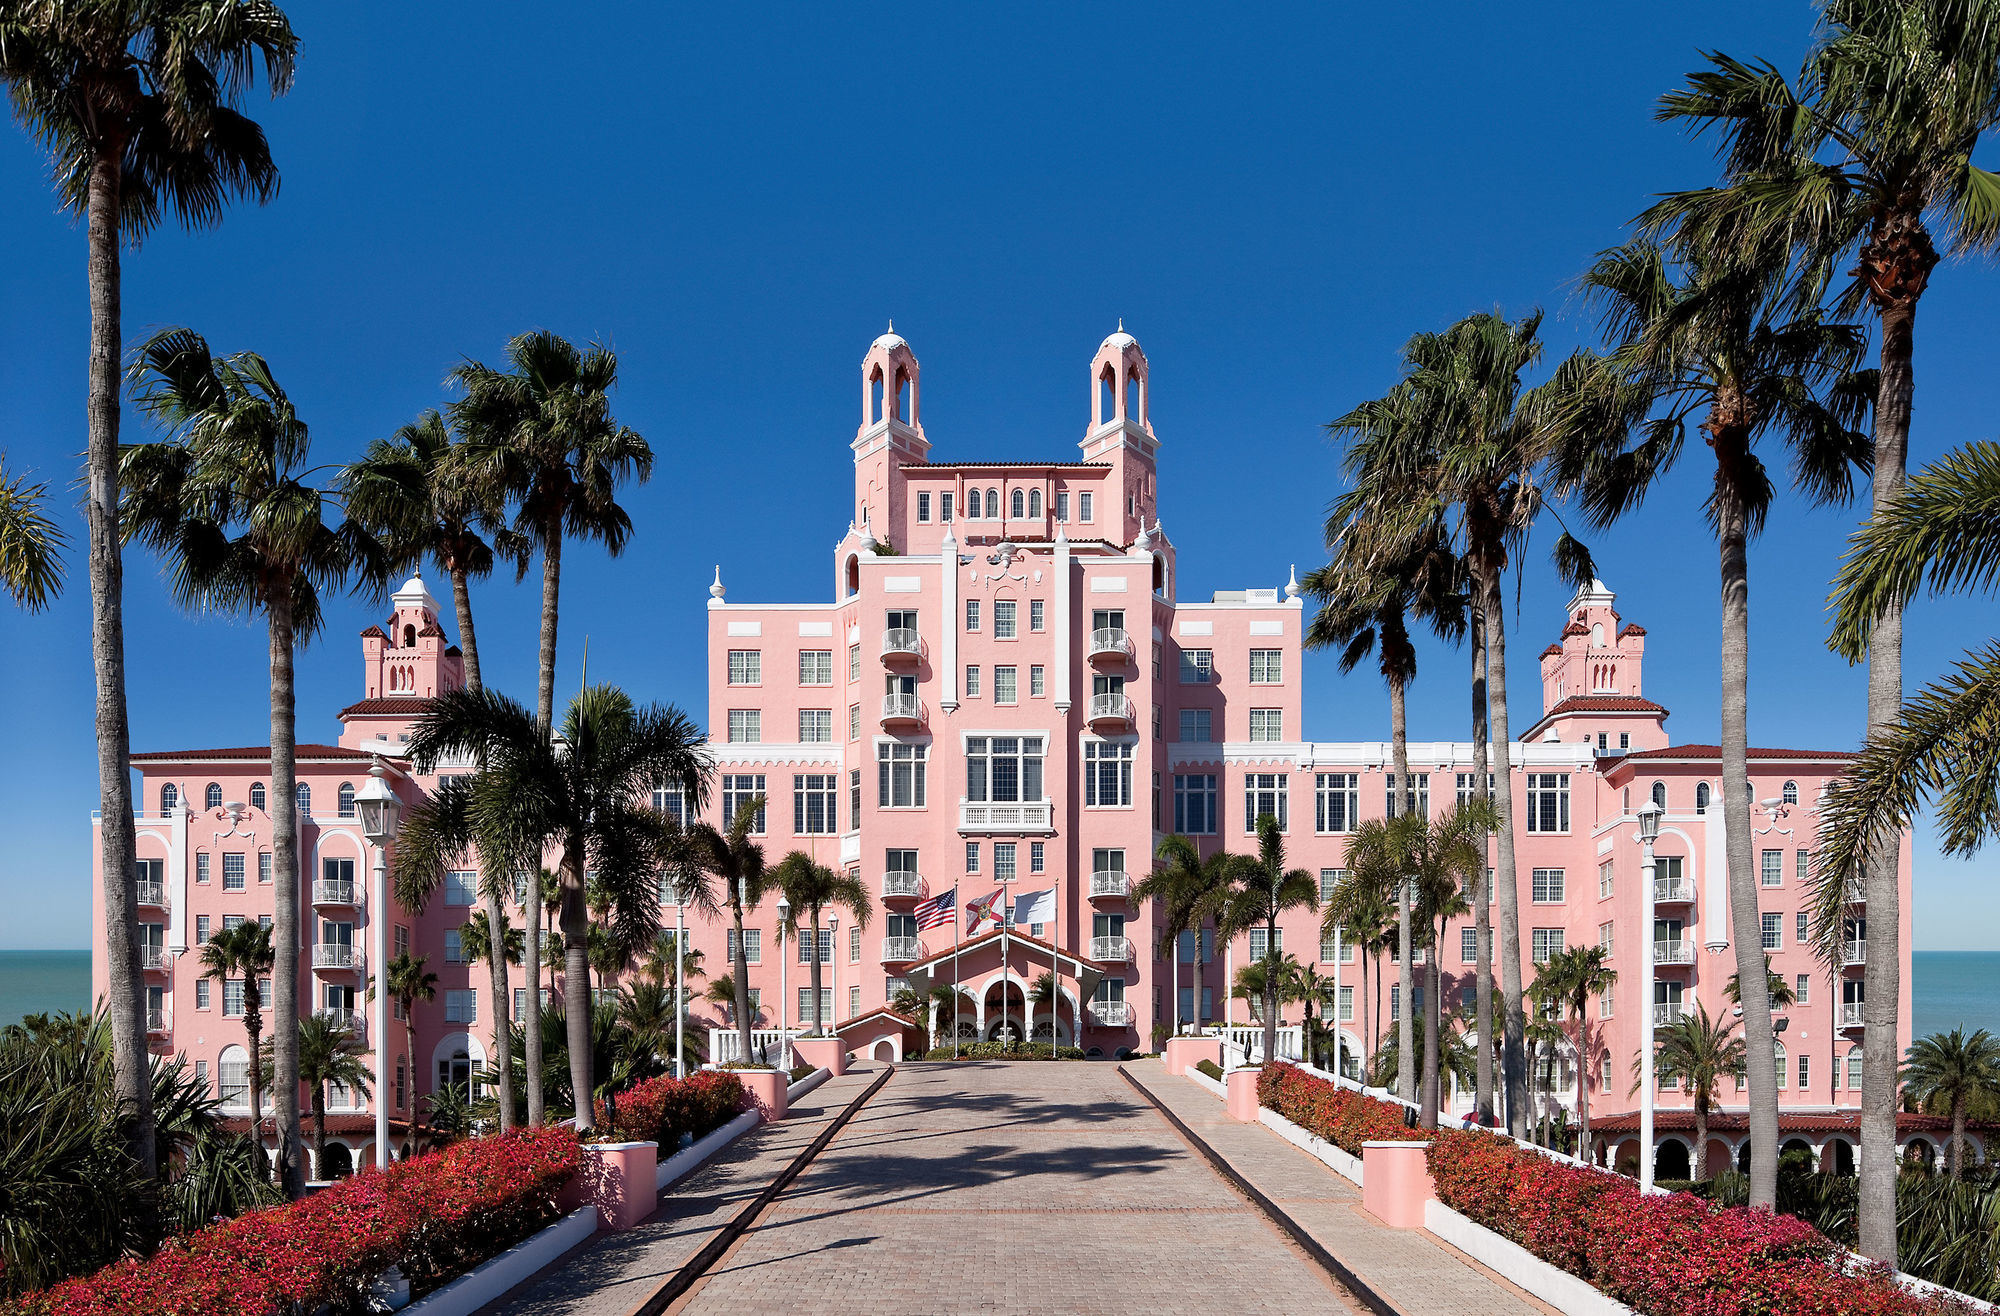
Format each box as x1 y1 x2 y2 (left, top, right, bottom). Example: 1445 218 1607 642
1256 1063 1425 1157
9 1126 580 1316
597 1070 745 1148
1427 1131 1980 1316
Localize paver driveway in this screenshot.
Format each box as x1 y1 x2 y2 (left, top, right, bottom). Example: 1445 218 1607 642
676 1060 1361 1314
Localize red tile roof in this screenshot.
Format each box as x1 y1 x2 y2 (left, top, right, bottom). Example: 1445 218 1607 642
1619 623 1648 637
835 1007 922 1035
905 461 1111 470
1619 744 1858 762
130 744 377 763
1589 1108 1982 1137
359 625 387 640
1540 695 1668 716
1562 621 1590 637
338 696 434 719
1541 644 1563 659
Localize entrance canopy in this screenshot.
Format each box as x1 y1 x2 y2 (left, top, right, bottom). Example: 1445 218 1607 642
899 927 1104 1003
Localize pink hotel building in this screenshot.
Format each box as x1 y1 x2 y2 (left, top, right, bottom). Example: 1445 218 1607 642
96 326 1924 1178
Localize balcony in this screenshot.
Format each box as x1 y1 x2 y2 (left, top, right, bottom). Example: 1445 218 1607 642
1089 870 1130 899
318 1008 362 1035
1653 1003 1684 1027
1087 627 1132 663
1652 877 1693 904
140 945 172 971
1845 880 1867 904
147 1005 170 1034
881 628 923 663
881 936 924 963
312 944 361 972
312 878 357 907
1653 939 1694 965
881 871 926 900
1845 940 1867 966
1840 1002 1866 1028
1086 692 1134 728
881 693 925 728
958 800 1052 832
1088 1000 1133 1027
1089 936 1134 963
136 880 166 908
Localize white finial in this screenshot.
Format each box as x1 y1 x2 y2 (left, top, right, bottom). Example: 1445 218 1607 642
709 566 725 599
1117 317 1123 331
888 319 894 333
1134 522 1152 553
1285 564 1300 599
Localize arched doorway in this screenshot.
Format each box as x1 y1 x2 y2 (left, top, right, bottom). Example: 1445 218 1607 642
1736 1141 1753 1173
1654 1139 1691 1182
987 1018 1023 1045
1826 1138 1855 1177
319 1142 354 1180
873 1039 896 1062
1906 1138 1936 1171
1781 1138 1815 1173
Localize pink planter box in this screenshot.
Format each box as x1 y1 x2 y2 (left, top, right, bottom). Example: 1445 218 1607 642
1225 1067 1263 1122
578 1140 658 1231
793 1035 846 1077
1361 1140 1434 1228
737 1067 789 1122
1163 1036 1222 1077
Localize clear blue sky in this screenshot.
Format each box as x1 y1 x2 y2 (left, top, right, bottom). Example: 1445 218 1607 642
2 2 1994 950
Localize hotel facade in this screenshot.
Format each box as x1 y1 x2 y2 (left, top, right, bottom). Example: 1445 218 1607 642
95 326 1930 1178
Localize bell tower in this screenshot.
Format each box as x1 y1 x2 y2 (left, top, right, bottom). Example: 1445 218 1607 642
358 574 464 701
852 325 928 552
1080 323 1160 545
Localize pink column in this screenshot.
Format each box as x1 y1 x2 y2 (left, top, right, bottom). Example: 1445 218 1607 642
1360 1141 1435 1228
738 1068 790 1122
1164 1036 1222 1077
577 1141 659 1231
1225 1067 1262 1122
793 1035 847 1077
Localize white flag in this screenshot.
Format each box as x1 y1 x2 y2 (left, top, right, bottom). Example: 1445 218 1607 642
1010 887 1056 927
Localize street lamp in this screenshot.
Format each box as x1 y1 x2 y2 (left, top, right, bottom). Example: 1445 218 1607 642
776 896 791 1065
355 761 400 1171
1637 800 1662 1192
670 866 689 1079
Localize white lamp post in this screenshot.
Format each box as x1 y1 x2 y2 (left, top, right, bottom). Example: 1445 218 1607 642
1637 800 1662 1191
777 897 790 1066
673 867 688 1079
355 761 400 1171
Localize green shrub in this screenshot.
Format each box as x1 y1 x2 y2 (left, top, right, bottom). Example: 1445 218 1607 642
789 1063 814 1082
919 1042 1085 1061
1194 1059 1226 1081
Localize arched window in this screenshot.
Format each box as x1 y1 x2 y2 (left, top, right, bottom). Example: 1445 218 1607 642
869 367 884 425
985 489 999 519
1592 622 1605 648
1028 489 1042 518
1782 780 1798 805
845 555 860 598
1651 781 1667 810
403 623 416 648
1695 782 1710 814
1099 366 1116 426
296 783 312 815
1773 1041 1788 1090
1126 372 1140 421
205 782 223 810
1011 489 1025 519
249 782 266 811
337 783 356 818
218 1044 249 1106
160 783 178 817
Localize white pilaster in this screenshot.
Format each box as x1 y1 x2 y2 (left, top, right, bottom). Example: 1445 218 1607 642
1054 529 1072 713
940 527 959 712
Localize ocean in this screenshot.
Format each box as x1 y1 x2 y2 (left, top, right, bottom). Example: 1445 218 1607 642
0 949 94 1028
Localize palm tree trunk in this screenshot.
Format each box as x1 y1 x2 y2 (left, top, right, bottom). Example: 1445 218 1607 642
1263 913 1279 1066
449 564 483 691
1715 458 1778 1210
536 527 561 736
454 567 512 1132
809 909 826 1037
1694 1098 1709 1184
1951 1097 1965 1179
1574 1008 1591 1158
522 878 545 1125
406 1015 417 1134
85 138 155 1185
1477 550 1529 1139
1422 917 1442 1126
1471 601 1495 1124
731 898 754 1063
559 855 593 1129
267 591 305 1198
1191 922 1204 1037
1390 674 1415 1104
245 997 266 1174
313 1088 327 1180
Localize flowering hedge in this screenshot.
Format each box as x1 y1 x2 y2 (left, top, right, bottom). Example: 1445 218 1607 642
598 1070 745 1148
1427 1129 1979 1316
8 1127 580 1316
1256 1063 1424 1157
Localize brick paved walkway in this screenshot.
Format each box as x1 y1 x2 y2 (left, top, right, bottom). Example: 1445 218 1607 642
1121 1064 1556 1316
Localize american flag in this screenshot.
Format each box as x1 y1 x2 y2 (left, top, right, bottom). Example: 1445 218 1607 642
914 886 957 931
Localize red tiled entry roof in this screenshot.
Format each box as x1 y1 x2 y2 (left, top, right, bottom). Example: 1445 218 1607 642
1617 744 1858 762
1589 1109 1982 1137
130 744 378 763
338 696 435 718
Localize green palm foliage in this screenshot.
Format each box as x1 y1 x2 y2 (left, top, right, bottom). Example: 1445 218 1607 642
0 0 297 1184
1641 1003 1747 1184
684 798 767 1065
619 978 702 1073
197 921 273 1166
397 684 707 1131
120 328 385 1195
1214 815 1318 1068
378 952 436 1131
459 908 524 970
1725 955 1799 1010
1322 868 1394 1077
0 458 64 611
770 852 872 1036
1902 1028 2000 1177
485 1002 648 1124
1371 1009 1476 1097
1527 944 1619 1151
1132 834 1235 1035
1232 950 1304 1023
261 1014 370 1180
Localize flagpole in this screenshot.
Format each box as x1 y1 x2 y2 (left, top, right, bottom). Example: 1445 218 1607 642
1050 876 1060 1060
953 895 962 1060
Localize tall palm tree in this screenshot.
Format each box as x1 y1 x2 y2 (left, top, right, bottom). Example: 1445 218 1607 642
1649 9 2000 1255
685 798 768 1065
1643 1003 1747 1184
459 909 524 977
0 0 297 1183
196 922 273 1169
1132 834 1235 1037
397 685 707 1132
342 408 522 1128
1232 951 1303 1025
1527 944 1618 1155
769 853 871 1037
1322 870 1394 1077
1214 815 1318 1067
261 1015 370 1181
379 952 435 1132
0 459 64 611
1410 804 1490 1127
1564 238 1871 1208
1902 1028 2000 1178
120 329 384 1196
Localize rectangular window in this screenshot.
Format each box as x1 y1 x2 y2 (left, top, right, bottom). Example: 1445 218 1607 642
1314 773 1359 833
727 928 763 964
1847 1052 1863 1091
797 928 833 964
1083 740 1134 807
1797 849 1811 883
196 852 210 884
994 600 1017 639
994 842 1017 882
220 853 244 891
445 990 477 1023
1321 931 1341 963
442 870 477 906
223 978 245 1016
1178 649 1214 684
1248 709 1283 742
1386 773 1431 819
728 650 761 685
1173 774 1218 834
965 600 981 632
965 665 981 697
1599 861 1615 899
219 1053 247 1106
965 736 1044 804
1247 927 1283 962
1462 927 1478 962
917 492 931 522
1761 849 1783 887
1030 600 1045 632
1029 665 1045 697
965 842 980 874
1532 928 1564 964
1598 921 1614 956
259 853 271 884
1178 709 1213 742
850 644 861 682
798 709 833 743
1055 491 1069 522
1795 974 1811 1005
877 743 928 808
849 985 861 1019
799 650 833 685
196 978 211 1010
1079 492 1094 522
1761 912 1782 950
994 666 1018 704
1455 772 1496 804
1798 1055 1811 1090
1526 773 1571 833
1031 841 1045 873
445 930 465 963
1319 867 1345 901
849 705 861 740
850 769 861 826
727 709 762 743
1242 773 1288 831
794 773 839 835
850 925 862 962
1249 649 1282 684
196 914 211 943
940 492 953 522
1338 985 1355 1023
722 774 768 833
1531 868 1565 904
1797 911 1809 944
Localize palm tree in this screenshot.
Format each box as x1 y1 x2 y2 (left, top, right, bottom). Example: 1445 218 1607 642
1643 1004 1747 1184
1232 951 1303 1025
768 853 871 1037
261 1015 370 1180
1028 972 1066 1053
342 408 521 1129
1214 816 1318 1067
1410 804 1490 1127
1564 237 1871 1208
380 953 435 1132
927 984 973 1050
1902 1029 2000 1178
685 798 768 1065
1527 944 1618 1156
121 329 384 1196
397 684 707 1132
0 459 64 611
1286 961 1335 1069
1132 835 1235 1036
0 0 297 1184
1724 957 1798 1011
617 979 683 1072
459 909 524 976
1322 871 1393 1077
704 973 756 1025
196 922 273 1168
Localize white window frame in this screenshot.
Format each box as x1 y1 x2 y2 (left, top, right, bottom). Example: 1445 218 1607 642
1248 709 1283 742
727 650 761 685
1248 649 1282 684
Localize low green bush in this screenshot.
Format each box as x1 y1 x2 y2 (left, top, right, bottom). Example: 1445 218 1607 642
1194 1059 1226 1081
920 1042 1085 1061
789 1063 815 1083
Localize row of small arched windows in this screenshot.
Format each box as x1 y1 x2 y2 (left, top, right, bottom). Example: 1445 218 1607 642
1646 779 1798 814
957 488 1046 520
159 780 355 818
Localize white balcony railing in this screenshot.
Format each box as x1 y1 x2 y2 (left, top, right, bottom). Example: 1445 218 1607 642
312 944 359 971
958 800 1052 832
135 880 166 907
1845 940 1867 966
881 628 922 660
1087 692 1133 724
1089 870 1130 899
1087 627 1132 661
141 945 171 971
881 871 926 899
881 693 924 724
1845 880 1867 904
317 1009 365 1038
708 1027 803 1067
1088 1000 1133 1027
1653 1003 1684 1026
1652 878 1692 903
1841 1002 1866 1028
312 879 356 906
1653 939 1694 965
1089 936 1134 963
147 1006 170 1033
881 936 924 962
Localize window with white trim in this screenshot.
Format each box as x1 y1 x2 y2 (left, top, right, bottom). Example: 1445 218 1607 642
1173 774 1217 834
799 709 833 743
223 853 245 891
965 842 980 874
1526 773 1571 833
1598 921 1614 956
194 853 209 884
966 736 1044 804
878 743 927 808
1761 912 1782 950
1085 740 1134 807
1247 928 1283 962
1386 773 1430 818
965 600 981 632
728 650 761 685
994 842 1017 882
1249 650 1282 683
794 774 838 834
849 644 861 682
1030 600 1045 632
1178 649 1214 684
799 651 833 685
965 665 981 697
1463 926 1479 962
1761 849 1783 887
1055 492 1069 522
1795 974 1811 1005
1315 773 1358 833
1029 665 1045 697
727 709 761 743
917 492 931 522
721 774 767 833
727 928 762 964
1531 868 1565 904
1248 709 1283 742
1242 773 1287 831
1455 772 1495 804
994 666 1018 704
994 600 1017 639
849 705 861 740
444 930 465 963
1079 492 1093 521
1532 928 1564 963
1179 709 1213 742
444 870 477 906
1318 867 1345 900
653 785 687 826
445 990 477 1023
1599 861 1614 899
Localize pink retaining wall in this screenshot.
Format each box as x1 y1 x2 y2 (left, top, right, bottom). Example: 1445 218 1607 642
738 1068 789 1122
793 1035 846 1076
1361 1141 1435 1229
1164 1036 1222 1077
